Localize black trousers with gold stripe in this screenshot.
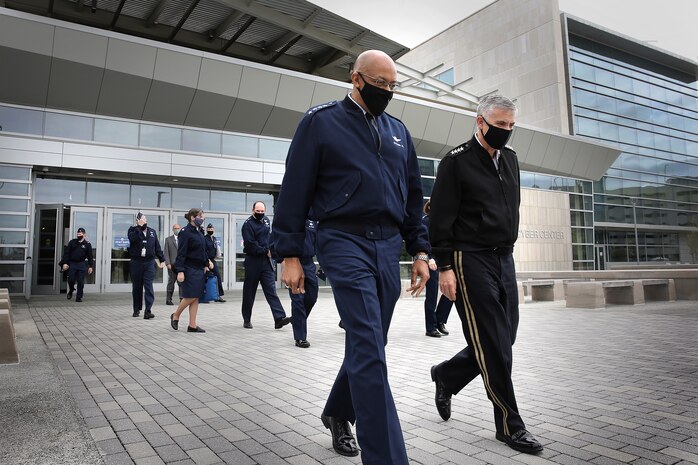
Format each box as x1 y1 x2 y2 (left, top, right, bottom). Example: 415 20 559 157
435 250 526 436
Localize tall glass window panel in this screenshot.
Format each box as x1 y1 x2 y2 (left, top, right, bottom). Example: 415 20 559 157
0 182 30 197
182 129 221 155
0 166 30 181
0 106 43 135
223 134 258 158
140 124 181 150
418 158 436 176
0 199 29 213
172 187 210 210
0 214 28 229
0 264 25 278
45 113 93 141
86 181 130 207
211 190 246 213
131 185 171 208
94 118 139 146
259 138 290 161
35 178 86 204
0 247 25 260
0 231 27 244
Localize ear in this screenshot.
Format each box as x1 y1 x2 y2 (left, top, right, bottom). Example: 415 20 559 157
350 71 361 88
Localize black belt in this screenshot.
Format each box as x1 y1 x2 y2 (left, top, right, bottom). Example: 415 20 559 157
319 219 400 240
491 246 513 255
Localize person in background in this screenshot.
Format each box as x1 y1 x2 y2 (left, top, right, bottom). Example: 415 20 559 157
422 200 453 338
171 208 212 333
428 95 543 454
164 224 182 305
128 213 165 319
285 219 318 348
205 223 226 303
240 201 290 330
273 49 430 464
59 227 94 303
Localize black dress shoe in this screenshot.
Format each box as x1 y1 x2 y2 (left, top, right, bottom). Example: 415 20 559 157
425 330 441 338
295 340 311 348
243 321 253 329
132 311 140 317
166 300 174 305
143 312 154 319
187 326 206 333
75 298 82 302
217 298 226 303
320 413 359 457
274 316 291 329
170 313 178 330
431 365 452 421
437 323 449 335
496 429 543 454
67 291 73 300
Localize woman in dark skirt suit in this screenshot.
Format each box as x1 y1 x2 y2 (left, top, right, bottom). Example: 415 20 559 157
171 208 213 333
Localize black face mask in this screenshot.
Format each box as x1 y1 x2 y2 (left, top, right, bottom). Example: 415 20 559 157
253 213 264 221
481 116 513 149
358 79 393 117
76 234 84 240
139 223 148 230
207 231 214 236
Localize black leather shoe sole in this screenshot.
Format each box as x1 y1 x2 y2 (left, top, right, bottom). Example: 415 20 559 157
426 330 441 337
274 317 291 329
320 414 359 457
295 340 311 348
187 326 206 333
496 431 544 454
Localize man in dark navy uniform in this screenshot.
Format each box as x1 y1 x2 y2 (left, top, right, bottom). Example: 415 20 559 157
429 95 543 454
240 201 290 329
273 50 430 465
285 219 318 349
59 227 94 302
204 223 225 303
128 213 166 319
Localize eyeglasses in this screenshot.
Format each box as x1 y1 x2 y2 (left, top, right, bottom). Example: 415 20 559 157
357 72 400 91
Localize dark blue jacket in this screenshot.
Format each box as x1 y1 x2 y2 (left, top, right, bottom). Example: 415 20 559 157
175 224 208 270
60 238 94 267
273 96 430 257
127 226 165 262
241 215 272 256
205 233 219 260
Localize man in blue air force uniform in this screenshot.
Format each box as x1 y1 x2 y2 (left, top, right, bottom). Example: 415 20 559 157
273 50 430 465
60 227 94 302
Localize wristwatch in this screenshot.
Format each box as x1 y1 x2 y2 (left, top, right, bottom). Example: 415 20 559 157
413 253 429 263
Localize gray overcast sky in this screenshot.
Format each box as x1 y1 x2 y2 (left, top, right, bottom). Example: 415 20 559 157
309 0 698 63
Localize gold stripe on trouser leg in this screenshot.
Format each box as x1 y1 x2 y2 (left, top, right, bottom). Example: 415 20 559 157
454 251 510 436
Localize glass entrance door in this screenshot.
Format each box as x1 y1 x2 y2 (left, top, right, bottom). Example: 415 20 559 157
106 209 167 292
232 215 248 290
70 207 104 293
32 204 65 294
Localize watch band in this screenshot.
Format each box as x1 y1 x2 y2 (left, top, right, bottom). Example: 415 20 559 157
413 253 429 263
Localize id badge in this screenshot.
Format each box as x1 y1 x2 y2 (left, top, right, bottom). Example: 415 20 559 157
141 247 146 257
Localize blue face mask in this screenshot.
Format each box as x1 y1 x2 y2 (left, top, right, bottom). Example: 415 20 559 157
194 217 204 227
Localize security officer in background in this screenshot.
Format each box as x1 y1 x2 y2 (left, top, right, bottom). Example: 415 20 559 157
240 201 290 329
59 227 94 302
204 223 225 303
273 50 430 464
284 219 318 348
428 95 543 454
128 213 166 319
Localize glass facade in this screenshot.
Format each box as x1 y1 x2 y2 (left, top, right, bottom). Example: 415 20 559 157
0 165 31 294
569 34 698 265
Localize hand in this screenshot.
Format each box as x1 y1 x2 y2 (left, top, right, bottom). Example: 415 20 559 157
428 258 437 271
439 269 457 301
167 264 172 270
62 264 69 271
177 271 184 283
407 259 430 297
159 262 166 269
267 250 272 258
281 257 305 294
87 267 93 275
208 260 213 270
137 215 147 227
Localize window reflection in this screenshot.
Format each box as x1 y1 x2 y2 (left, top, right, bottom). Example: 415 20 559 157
259 138 290 161
182 129 221 154
87 181 130 207
94 119 139 146
172 187 210 210
0 106 43 135
140 124 181 150
45 113 93 141
223 134 258 158
131 185 172 208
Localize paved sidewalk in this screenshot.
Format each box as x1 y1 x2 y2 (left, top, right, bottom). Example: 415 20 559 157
1 290 697 465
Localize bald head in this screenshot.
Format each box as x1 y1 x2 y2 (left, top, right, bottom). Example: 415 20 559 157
354 50 395 74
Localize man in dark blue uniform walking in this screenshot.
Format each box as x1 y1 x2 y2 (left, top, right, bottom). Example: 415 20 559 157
59 227 94 302
428 95 543 454
128 213 166 319
285 219 318 349
240 201 290 329
273 50 430 465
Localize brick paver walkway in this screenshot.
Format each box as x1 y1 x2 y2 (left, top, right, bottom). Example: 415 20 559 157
10 292 698 464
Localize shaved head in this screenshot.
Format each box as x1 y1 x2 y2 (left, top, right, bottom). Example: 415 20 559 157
354 50 395 74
